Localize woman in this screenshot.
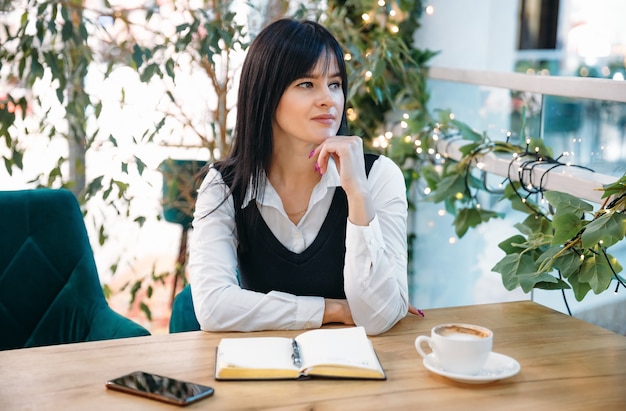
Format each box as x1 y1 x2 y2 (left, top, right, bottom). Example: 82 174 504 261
188 18 414 335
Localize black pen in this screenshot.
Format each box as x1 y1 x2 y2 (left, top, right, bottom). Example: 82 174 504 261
291 339 302 368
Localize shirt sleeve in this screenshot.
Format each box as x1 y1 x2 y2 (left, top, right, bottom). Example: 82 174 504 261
187 167 325 332
343 155 410 335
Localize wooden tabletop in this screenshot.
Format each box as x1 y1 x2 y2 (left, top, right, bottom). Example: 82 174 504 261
1 301 624 410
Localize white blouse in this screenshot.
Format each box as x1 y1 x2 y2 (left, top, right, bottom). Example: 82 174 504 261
188 155 409 335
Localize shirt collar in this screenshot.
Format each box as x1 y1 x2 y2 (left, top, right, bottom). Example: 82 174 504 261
241 158 341 209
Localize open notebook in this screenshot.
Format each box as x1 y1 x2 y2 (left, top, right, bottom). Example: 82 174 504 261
214 326 386 380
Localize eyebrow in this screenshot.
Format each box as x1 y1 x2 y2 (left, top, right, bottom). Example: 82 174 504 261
301 71 342 79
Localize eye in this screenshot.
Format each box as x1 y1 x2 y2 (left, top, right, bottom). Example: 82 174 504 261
329 81 342 89
297 81 314 89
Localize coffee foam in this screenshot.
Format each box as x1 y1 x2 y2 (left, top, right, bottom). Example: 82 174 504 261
436 325 490 339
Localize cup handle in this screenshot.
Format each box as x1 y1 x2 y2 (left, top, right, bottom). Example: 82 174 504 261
415 335 432 358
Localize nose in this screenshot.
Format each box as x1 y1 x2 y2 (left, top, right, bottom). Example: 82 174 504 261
316 85 334 107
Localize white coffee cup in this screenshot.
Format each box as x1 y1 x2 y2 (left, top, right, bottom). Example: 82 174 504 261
415 323 493 375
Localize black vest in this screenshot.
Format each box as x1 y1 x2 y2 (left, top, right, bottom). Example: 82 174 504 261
230 154 379 298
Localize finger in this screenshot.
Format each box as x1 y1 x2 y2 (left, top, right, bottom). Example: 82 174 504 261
408 305 425 317
315 144 333 174
316 137 361 174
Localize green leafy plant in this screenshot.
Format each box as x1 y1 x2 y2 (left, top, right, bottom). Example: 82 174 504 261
493 181 626 301
395 108 626 302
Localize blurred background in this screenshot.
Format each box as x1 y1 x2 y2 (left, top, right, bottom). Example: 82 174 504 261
1 0 625 334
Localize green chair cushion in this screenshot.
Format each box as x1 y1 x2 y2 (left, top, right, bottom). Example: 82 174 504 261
0 189 150 350
169 285 200 333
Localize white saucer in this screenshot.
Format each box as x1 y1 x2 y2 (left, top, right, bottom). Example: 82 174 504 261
422 352 521 384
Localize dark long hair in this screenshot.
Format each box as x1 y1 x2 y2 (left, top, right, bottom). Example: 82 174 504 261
203 19 349 250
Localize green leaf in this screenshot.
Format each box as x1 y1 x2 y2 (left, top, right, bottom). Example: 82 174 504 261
601 175 626 198
536 245 560 272
419 164 441 189
61 20 74 42
3 157 12 176
85 176 104 198
551 213 586 245
502 182 536 215
544 191 593 218
578 253 620 294
457 142 481 157
552 248 583 278
533 278 570 290
454 208 481 237
450 119 483 142
581 212 626 249
518 271 559 293
526 137 553 158
492 253 537 291
426 173 466 203
566 271 592 301
131 44 143 69
453 207 501 238
134 155 147 176
98 224 106 246
520 213 552 236
113 180 130 198
139 302 152 321
165 58 175 80
140 63 160 82
129 280 142 304
498 234 528 254
102 284 112 300
108 134 118 147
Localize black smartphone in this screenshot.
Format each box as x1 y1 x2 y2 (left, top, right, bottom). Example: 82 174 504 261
106 371 214 406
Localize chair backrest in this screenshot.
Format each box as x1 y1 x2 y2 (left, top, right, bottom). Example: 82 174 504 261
169 284 201 333
0 189 149 350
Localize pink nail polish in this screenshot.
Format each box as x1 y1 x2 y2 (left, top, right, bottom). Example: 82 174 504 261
314 163 319 172
308 149 315 159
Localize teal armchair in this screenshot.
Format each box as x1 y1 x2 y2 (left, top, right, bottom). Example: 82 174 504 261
0 189 150 350
169 285 200 333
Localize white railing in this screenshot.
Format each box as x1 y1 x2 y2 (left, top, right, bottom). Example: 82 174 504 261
428 66 626 103
428 66 625 204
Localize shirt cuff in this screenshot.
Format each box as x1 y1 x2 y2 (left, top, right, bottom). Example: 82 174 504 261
295 296 325 329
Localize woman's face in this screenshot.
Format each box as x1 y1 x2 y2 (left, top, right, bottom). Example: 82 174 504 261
272 54 345 145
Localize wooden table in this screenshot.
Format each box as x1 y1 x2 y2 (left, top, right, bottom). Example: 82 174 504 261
1 301 624 410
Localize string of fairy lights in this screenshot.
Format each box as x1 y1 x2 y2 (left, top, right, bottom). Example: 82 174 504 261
427 122 624 310
359 1 625 308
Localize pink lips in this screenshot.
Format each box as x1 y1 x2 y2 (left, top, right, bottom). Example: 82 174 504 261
312 114 335 124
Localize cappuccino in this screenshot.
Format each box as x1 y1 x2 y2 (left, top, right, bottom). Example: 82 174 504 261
436 325 490 340
415 323 493 375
